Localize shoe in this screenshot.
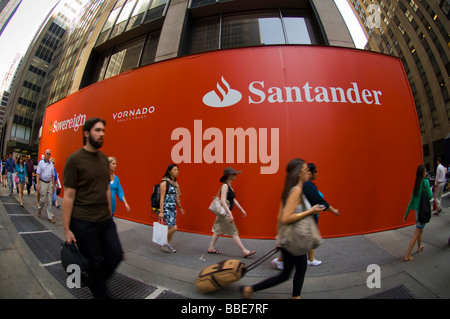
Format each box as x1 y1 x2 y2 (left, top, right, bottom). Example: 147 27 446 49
49 219 55 224
307 259 322 266
243 250 256 258
163 244 176 253
271 257 284 270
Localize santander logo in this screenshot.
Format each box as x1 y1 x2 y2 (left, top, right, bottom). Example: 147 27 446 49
203 76 242 107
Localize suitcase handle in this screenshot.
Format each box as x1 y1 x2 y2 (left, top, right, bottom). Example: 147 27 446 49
243 248 279 275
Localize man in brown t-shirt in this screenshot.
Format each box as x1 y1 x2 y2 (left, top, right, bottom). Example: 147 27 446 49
62 117 123 299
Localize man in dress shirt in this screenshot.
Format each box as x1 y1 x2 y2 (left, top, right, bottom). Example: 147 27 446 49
36 149 55 223
434 157 446 215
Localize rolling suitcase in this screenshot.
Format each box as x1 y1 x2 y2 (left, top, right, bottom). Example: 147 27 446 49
195 249 278 294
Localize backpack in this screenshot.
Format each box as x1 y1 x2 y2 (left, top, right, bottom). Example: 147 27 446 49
151 181 168 209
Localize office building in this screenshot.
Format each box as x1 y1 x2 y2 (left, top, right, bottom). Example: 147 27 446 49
347 0 449 170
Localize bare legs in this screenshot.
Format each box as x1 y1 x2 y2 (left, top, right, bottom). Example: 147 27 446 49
404 227 424 262
208 233 254 257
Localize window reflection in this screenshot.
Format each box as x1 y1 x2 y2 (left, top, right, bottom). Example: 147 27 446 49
284 17 311 44
189 11 314 54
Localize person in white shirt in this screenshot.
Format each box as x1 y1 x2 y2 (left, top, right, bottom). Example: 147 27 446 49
434 157 446 215
36 149 55 223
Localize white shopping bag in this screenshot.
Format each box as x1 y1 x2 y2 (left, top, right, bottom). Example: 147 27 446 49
152 221 168 246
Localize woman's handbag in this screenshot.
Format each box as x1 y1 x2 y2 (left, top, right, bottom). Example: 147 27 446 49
278 195 323 256
208 189 229 216
418 181 431 224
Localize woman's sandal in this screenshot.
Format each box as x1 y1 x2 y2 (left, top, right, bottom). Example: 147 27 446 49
417 245 424 253
403 256 414 262
243 250 256 258
207 250 222 254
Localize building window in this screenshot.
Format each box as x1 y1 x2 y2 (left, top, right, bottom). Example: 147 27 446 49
97 0 167 45
95 30 161 82
10 123 32 143
126 0 152 31
187 10 315 55
190 0 229 8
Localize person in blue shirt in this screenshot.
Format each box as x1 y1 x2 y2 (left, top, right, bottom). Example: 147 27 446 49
15 157 27 206
5 153 16 196
108 157 130 216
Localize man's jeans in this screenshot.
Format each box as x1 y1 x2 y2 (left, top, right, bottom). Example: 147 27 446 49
70 217 123 299
7 171 14 194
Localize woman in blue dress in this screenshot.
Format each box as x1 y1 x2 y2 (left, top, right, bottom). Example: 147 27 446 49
108 157 130 216
158 164 185 253
15 157 27 206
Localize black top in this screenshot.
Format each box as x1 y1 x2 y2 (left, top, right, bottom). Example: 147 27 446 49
303 180 329 209
224 183 235 211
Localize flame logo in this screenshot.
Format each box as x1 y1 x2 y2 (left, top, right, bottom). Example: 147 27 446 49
203 76 242 108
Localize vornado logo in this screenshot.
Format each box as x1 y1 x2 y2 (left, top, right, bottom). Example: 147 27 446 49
112 106 155 123
51 114 86 134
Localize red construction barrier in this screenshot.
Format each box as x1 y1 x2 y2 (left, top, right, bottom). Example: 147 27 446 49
40 46 422 238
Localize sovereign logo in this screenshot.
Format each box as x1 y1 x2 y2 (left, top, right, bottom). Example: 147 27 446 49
203 76 242 108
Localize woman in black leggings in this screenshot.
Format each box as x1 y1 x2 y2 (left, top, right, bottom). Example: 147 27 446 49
241 158 322 299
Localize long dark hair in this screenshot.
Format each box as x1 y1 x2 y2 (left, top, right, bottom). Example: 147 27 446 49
281 158 305 206
413 164 426 196
163 164 178 181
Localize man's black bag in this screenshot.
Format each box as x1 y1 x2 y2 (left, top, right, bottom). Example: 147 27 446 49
418 186 431 224
60 242 90 287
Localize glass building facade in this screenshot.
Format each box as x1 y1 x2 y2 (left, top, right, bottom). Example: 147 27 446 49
348 0 449 171
2 0 356 156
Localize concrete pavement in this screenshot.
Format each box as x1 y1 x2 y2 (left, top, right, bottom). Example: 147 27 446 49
0 184 449 300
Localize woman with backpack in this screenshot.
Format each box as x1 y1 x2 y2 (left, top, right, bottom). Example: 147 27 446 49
403 164 433 262
159 164 185 253
207 167 255 258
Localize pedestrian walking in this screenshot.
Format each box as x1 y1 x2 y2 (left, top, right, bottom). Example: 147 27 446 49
25 155 34 195
15 157 27 207
433 157 446 215
158 164 185 253
108 156 130 216
207 167 255 258
50 158 61 209
36 149 55 223
241 158 323 299
304 163 339 266
62 117 123 299
403 164 433 262
271 162 340 269
1 155 7 187
5 153 15 195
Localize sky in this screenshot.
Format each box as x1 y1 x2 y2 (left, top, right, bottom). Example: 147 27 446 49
0 0 59 89
0 0 368 92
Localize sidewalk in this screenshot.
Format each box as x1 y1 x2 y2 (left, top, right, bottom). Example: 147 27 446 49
0 184 449 299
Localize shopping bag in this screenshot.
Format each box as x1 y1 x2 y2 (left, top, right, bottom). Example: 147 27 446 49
152 221 168 246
